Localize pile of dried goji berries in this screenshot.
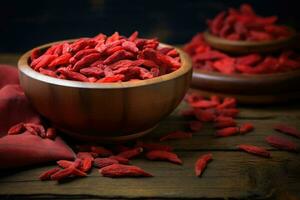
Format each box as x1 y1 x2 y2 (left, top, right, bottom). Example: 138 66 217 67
184 33 300 74
30 32 181 83
184 4 300 75
8 122 56 139
207 4 292 41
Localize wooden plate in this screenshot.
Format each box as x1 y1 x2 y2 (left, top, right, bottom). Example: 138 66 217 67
203 29 297 54
191 69 300 104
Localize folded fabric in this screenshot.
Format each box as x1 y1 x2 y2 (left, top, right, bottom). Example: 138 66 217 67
0 65 76 168
0 84 41 137
0 65 19 89
0 131 75 169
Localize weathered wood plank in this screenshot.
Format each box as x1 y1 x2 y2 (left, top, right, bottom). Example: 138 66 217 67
140 105 300 151
0 152 299 199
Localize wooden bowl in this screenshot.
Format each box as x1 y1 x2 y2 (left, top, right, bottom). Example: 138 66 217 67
203 29 297 54
18 40 192 143
192 69 300 104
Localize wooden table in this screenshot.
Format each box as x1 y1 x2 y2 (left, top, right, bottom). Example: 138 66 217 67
1 54 300 200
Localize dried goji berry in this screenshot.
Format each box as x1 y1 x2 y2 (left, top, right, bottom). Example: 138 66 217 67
146 150 182 165
94 158 119 168
7 122 25 135
45 128 56 140
239 123 254 134
100 164 152 178
79 157 93 172
73 53 101 71
194 109 216 122
217 97 237 109
57 160 73 169
39 68 57 77
117 147 143 159
24 123 46 138
109 156 130 164
50 168 74 181
195 153 212 177
48 53 72 68
122 41 139 53
216 127 239 137
273 124 300 139
39 167 60 181
32 55 57 71
59 68 89 82
189 100 218 109
265 135 298 152
238 144 271 158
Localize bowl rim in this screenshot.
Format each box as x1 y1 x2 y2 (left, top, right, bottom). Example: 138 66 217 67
192 67 300 82
18 39 192 89
203 27 297 47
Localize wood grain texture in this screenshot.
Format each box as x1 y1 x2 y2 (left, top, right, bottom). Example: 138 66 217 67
0 152 299 199
1 54 300 200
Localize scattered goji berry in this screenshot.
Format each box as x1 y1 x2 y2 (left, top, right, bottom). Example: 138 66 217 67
237 144 271 158
273 124 300 139
239 123 254 134
80 157 93 172
117 147 143 159
145 150 182 165
216 127 239 137
39 167 60 181
100 164 152 178
195 153 212 177
7 122 25 135
50 168 74 181
265 135 298 152
109 156 130 164
57 160 73 169
94 158 119 168
194 109 216 122
45 128 56 140
189 100 218 109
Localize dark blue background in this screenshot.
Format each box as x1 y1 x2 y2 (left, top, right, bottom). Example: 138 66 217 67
0 0 298 52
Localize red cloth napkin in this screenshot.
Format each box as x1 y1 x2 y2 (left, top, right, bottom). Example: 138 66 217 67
0 84 41 136
0 131 74 168
0 65 75 168
0 65 19 89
